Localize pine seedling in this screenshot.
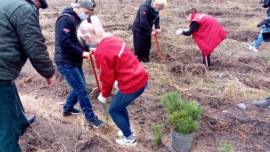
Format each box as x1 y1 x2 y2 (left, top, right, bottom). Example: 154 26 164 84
152 123 164 146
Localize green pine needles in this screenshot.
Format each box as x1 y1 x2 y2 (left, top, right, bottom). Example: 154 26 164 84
152 123 164 146
161 92 203 134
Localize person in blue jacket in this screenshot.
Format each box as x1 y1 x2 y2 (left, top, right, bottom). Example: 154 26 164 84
132 0 167 62
54 0 105 128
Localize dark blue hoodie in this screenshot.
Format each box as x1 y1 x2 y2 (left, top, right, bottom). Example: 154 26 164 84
54 7 83 67
132 0 160 35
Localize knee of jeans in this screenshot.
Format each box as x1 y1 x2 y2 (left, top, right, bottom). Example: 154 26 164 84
74 87 88 95
108 107 117 116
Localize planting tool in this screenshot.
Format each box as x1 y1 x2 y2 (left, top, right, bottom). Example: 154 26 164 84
154 32 162 62
88 52 109 125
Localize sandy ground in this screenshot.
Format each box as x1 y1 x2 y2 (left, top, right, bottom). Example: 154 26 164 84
16 0 270 151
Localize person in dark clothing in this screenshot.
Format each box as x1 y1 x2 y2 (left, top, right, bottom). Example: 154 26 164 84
0 0 56 151
55 0 105 128
176 8 227 68
132 0 167 62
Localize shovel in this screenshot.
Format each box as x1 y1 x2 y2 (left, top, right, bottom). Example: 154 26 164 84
154 32 162 62
88 53 109 125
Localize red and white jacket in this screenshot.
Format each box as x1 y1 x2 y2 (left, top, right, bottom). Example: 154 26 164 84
94 36 149 98
190 13 227 56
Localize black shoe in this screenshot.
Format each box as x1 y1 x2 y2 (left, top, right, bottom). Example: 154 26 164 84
88 117 105 128
137 57 142 62
142 58 150 63
62 108 81 116
20 115 35 136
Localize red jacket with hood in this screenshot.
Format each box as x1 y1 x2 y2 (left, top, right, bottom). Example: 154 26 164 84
94 36 148 98
190 13 227 56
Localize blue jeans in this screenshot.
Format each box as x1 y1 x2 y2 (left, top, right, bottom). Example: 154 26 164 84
254 27 270 49
56 63 96 121
108 83 147 138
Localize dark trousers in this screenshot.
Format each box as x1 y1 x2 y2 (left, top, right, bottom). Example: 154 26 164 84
202 53 211 67
133 30 151 62
0 81 28 152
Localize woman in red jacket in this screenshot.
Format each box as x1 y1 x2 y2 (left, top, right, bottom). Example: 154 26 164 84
176 8 227 68
78 16 149 147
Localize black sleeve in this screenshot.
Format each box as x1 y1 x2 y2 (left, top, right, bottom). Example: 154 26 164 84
56 17 82 56
17 6 55 78
154 15 160 29
182 22 200 36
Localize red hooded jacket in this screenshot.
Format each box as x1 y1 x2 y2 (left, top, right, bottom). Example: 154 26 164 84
94 36 149 98
190 13 227 56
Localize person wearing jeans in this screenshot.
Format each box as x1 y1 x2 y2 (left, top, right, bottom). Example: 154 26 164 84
54 0 105 128
245 9 270 52
245 26 270 52
77 16 149 147
108 84 147 140
56 63 96 120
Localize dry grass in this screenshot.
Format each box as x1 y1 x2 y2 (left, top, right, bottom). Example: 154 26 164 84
20 0 270 151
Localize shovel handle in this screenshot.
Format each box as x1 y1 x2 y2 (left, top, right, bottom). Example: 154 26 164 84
154 33 162 62
89 53 101 92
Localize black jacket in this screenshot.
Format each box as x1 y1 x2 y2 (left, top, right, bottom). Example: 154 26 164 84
0 0 55 80
54 7 83 67
132 0 160 35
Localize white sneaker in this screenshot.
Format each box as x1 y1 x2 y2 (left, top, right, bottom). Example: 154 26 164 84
115 136 137 147
117 130 135 137
244 43 258 52
117 130 124 137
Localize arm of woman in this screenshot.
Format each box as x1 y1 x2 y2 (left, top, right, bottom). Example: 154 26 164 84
94 51 115 98
182 22 200 36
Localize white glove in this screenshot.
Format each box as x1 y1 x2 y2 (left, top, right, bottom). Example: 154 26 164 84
114 81 119 92
176 29 183 36
98 93 107 103
82 51 90 59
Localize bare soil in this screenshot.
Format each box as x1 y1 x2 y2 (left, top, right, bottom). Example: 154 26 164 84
18 0 270 152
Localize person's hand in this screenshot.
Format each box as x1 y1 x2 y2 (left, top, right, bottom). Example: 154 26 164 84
98 93 107 103
89 48 96 54
83 51 90 59
176 29 183 36
114 81 119 92
46 76 57 87
155 29 161 34
151 31 156 36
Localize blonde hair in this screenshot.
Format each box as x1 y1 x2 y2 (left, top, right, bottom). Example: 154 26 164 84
77 15 105 43
154 0 167 8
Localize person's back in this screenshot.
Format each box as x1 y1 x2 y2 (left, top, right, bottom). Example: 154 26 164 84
94 36 149 97
54 7 83 67
0 0 54 80
190 13 227 56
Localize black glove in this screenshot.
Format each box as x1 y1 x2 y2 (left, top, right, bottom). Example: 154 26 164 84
257 19 268 27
